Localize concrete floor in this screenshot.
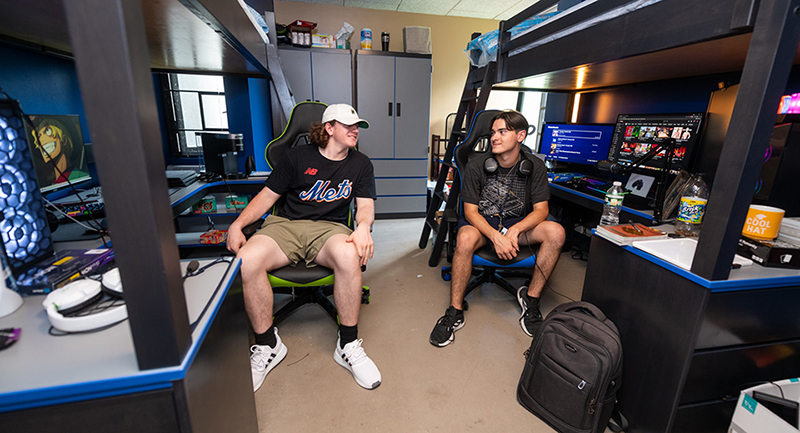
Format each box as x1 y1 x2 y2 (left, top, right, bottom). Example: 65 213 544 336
253 218 588 432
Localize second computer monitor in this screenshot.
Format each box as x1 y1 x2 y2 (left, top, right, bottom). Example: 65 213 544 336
607 113 705 174
541 122 615 166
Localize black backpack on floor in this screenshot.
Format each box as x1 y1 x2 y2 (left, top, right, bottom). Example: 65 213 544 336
517 301 625 433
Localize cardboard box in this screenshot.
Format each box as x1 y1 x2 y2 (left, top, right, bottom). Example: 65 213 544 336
729 378 800 433
200 229 227 245
15 249 115 295
192 196 216 214
225 195 249 209
738 236 800 268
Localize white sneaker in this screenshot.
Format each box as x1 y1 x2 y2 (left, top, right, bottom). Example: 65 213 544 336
334 337 381 390
250 328 287 392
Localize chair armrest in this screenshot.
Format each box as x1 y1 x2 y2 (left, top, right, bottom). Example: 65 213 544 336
242 219 264 238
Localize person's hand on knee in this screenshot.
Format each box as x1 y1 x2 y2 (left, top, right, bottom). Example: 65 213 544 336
346 225 374 266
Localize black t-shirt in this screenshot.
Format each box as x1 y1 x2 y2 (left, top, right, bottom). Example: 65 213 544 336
265 145 377 224
461 153 549 220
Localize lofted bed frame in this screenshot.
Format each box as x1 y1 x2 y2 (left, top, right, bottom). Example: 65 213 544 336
490 1 800 432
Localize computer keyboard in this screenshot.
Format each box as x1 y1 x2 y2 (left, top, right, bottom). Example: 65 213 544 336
55 200 106 220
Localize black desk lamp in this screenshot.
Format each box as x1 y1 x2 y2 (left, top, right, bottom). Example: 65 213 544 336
595 138 676 223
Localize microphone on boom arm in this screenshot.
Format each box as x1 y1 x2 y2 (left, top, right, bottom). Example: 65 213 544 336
594 160 626 174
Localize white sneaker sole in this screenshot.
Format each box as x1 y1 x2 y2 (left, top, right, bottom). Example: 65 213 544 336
334 353 381 390
253 344 287 392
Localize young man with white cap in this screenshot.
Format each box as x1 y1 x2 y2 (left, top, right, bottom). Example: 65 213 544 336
227 104 380 392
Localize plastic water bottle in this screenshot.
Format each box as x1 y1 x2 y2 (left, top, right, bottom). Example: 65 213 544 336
675 174 710 237
600 181 624 226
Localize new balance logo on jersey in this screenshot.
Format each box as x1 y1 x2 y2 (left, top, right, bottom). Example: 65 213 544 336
304 167 318 175
300 180 352 202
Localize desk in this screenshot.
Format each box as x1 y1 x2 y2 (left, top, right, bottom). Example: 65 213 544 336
549 182 657 226
0 259 257 433
582 235 800 433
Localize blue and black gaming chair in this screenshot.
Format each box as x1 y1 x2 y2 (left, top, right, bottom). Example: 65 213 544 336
441 110 537 309
244 101 369 325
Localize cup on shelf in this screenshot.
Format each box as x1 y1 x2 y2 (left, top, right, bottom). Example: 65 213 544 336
742 205 785 240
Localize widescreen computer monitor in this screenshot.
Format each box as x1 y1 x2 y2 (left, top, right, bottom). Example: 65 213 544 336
541 122 615 166
23 114 91 193
606 113 705 175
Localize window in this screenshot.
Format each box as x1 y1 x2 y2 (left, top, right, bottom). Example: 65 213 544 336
161 73 228 157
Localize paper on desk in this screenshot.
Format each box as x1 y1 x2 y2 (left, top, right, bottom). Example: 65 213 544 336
633 238 752 270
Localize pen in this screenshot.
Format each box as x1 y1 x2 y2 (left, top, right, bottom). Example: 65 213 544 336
629 220 643 235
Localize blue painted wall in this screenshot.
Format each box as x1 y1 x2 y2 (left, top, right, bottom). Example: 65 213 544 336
1 42 273 190
0 43 96 199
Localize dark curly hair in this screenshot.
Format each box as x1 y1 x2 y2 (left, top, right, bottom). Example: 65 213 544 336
309 121 332 148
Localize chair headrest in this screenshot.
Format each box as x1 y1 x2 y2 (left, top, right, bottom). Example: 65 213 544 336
265 101 328 168
453 110 501 170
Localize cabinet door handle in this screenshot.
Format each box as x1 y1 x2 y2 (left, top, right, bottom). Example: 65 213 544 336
388 102 392 116
396 103 401 117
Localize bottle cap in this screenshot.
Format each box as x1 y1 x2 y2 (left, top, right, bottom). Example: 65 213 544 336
613 181 622 185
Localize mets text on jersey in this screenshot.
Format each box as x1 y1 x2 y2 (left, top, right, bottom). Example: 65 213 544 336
300 180 353 202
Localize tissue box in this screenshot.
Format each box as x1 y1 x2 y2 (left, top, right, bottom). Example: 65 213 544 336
738 236 800 268
192 196 216 214
403 26 431 54
312 34 333 48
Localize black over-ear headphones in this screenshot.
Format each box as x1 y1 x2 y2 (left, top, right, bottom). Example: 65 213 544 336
484 153 533 176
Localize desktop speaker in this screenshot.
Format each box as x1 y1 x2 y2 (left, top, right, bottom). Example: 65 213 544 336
753 121 800 217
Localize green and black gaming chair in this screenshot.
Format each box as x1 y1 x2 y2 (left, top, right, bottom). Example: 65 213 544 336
246 101 369 325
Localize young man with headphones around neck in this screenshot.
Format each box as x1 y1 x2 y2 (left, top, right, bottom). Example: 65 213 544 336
430 110 566 347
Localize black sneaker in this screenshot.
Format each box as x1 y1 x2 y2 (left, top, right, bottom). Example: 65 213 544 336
429 306 465 347
517 286 543 337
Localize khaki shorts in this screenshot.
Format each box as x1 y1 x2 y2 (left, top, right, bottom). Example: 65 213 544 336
254 215 352 266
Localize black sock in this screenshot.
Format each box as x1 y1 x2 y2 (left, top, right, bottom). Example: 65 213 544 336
255 325 277 348
339 324 358 348
526 294 541 309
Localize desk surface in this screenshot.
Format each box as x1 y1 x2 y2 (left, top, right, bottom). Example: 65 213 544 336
0 258 241 413
550 182 657 225
592 233 800 291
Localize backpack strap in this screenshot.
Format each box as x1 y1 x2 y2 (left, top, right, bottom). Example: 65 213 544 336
608 408 629 432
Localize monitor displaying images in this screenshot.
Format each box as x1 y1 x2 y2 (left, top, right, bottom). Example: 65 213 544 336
23 114 91 193
607 113 705 175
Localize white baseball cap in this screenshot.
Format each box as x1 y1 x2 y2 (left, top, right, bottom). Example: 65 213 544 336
321 104 369 129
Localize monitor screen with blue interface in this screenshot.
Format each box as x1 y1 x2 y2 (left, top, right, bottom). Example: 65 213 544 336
607 113 705 174
541 123 615 166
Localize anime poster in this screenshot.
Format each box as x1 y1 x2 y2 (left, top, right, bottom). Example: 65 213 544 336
24 115 90 192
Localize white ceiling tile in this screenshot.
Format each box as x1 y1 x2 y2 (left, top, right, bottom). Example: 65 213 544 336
285 0 345 5
345 0 400 10
495 0 541 20
452 0 516 13
446 9 499 19
280 0 537 20
396 0 460 16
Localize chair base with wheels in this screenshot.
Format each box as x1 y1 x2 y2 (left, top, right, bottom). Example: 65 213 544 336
441 244 535 310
